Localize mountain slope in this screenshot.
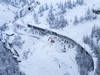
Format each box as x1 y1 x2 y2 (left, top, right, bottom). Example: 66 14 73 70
1 24 94 75
0 0 100 75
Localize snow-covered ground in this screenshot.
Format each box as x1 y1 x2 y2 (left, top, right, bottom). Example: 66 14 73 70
0 0 100 75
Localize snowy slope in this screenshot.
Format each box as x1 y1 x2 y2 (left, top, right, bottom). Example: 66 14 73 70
1 24 94 75
0 0 100 75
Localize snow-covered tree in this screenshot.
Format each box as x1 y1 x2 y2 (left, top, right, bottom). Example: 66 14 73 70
0 23 8 31
83 26 100 75
77 0 84 5
33 11 39 24
47 13 68 29
57 15 68 28
73 16 79 25
60 3 66 13
44 3 49 11
38 4 49 16
85 8 97 21
38 5 45 14
85 8 92 20
67 0 73 9
47 5 55 25
57 2 66 14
